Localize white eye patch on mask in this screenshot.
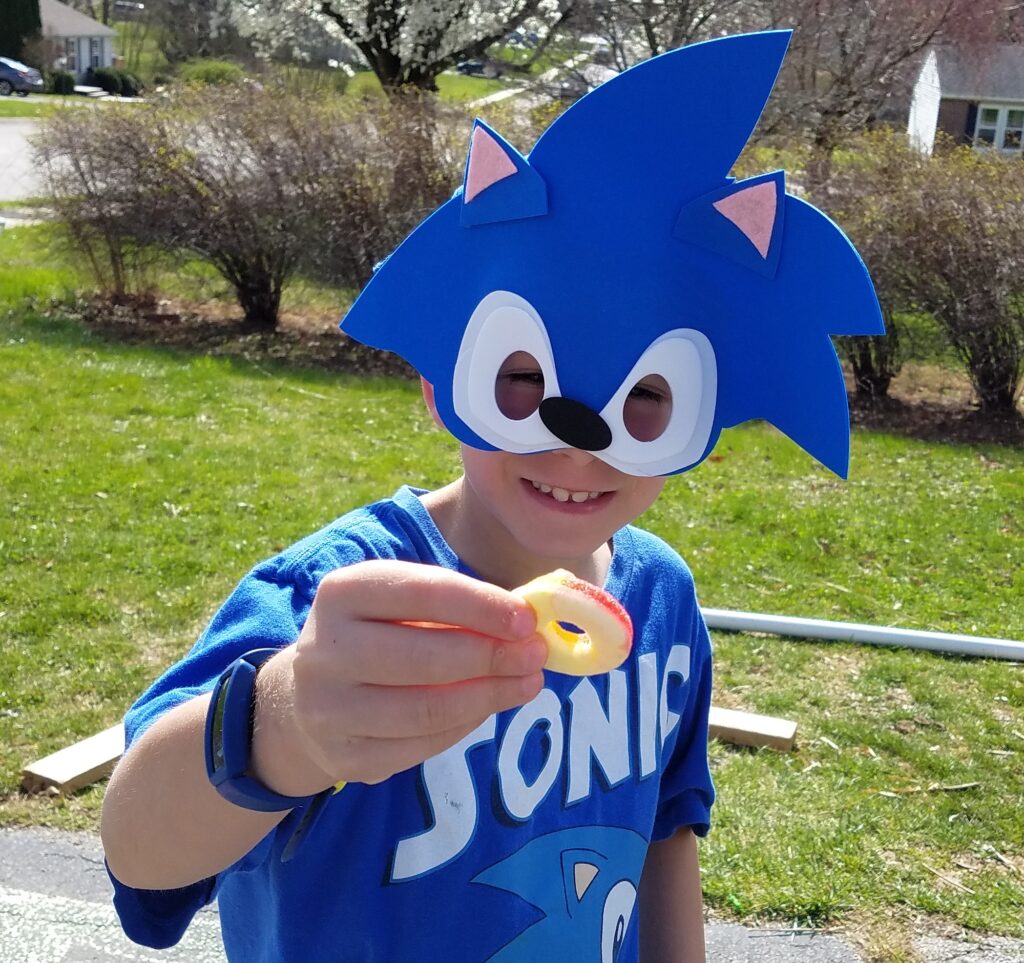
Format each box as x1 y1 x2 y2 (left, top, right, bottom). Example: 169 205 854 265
451 291 718 477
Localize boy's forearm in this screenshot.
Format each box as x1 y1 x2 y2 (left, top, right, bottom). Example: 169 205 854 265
101 693 289 890
638 827 706 963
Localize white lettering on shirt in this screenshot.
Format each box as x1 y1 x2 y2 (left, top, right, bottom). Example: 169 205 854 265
390 644 692 882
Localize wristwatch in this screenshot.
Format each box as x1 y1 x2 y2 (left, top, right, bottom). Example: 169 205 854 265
204 648 317 812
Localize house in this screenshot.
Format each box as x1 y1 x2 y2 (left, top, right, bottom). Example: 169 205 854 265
908 44 1024 155
40 0 117 81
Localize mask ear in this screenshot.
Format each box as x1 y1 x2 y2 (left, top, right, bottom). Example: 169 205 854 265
461 119 548 227
673 170 785 278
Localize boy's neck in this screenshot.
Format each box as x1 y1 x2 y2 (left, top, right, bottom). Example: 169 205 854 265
420 478 612 590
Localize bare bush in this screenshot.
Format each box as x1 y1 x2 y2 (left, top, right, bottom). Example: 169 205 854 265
301 90 464 290
814 129 1024 413
905 139 1024 412
34 106 162 299
810 130 924 400
34 87 465 329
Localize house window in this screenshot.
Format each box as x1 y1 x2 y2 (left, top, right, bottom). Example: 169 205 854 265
974 104 1024 153
90 38 101 69
65 38 77 72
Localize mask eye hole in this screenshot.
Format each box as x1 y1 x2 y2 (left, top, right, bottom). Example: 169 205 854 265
495 351 545 421
623 374 672 442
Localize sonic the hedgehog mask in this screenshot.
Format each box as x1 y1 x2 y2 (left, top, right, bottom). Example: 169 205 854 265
340 31 883 478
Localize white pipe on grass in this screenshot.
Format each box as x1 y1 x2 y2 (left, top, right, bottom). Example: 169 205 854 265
700 608 1024 662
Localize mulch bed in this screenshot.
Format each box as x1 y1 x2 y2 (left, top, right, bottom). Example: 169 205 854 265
73 294 414 380
850 395 1023 448
70 294 1023 449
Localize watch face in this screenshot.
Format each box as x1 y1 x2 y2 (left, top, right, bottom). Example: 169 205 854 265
210 681 229 771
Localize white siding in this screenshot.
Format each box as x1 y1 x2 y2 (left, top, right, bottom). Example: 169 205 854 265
908 49 942 154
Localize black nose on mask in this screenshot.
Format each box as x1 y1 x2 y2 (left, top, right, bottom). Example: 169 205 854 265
539 397 612 451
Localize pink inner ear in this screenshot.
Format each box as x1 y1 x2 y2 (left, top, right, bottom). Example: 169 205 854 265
713 181 777 258
464 126 518 203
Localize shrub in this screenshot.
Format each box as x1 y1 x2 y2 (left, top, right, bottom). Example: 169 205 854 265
177 59 246 86
33 86 465 330
49 70 74 96
116 70 143 97
900 137 1024 412
810 130 921 400
813 130 1024 413
86 66 123 95
303 89 464 291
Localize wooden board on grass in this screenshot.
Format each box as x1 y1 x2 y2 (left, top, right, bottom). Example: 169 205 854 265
20 705 795 797
22 724 124 795
708 706 796 751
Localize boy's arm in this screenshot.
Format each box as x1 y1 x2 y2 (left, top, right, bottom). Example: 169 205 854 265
102 562 546 891
101 692 293 890
638 827 706 963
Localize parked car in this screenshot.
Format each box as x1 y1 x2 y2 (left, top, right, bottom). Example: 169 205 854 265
0 57 44 97
456 59 487 76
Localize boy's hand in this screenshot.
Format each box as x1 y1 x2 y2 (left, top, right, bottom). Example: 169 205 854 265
250 561 546 795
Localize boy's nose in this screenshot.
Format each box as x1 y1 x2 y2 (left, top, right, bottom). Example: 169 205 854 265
539 397 612 451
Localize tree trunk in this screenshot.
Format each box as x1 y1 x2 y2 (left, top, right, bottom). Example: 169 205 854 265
970 356 1021 412
844 327 902 401
235 273 281 331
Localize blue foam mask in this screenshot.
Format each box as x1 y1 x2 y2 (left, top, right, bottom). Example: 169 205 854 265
340 31 883 477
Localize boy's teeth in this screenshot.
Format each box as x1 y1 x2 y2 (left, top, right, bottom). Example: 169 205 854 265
530 479 602 502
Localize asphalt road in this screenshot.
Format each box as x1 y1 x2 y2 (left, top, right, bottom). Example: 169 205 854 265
4 827 1024 962
0 827 870 962
0 118 44 202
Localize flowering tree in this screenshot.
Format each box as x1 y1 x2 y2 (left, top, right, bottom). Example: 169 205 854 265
232 0 570 90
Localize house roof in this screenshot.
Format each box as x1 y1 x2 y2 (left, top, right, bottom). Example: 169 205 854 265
934 43 1024 102
40 0 117 38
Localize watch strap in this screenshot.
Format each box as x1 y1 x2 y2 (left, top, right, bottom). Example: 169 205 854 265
204 648 317 813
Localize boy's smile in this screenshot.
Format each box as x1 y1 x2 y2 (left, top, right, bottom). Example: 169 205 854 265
429 446 666 590
523 476 606 506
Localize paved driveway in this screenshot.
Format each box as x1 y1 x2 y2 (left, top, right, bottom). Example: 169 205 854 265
0 827 872 963
3 827 1024 961
0 118 45 202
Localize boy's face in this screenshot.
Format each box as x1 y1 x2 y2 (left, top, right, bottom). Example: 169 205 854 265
422 366 667 571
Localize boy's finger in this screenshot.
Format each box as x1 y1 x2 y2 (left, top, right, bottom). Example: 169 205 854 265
343 623 548 685
321 561 536 641
339 673 545 739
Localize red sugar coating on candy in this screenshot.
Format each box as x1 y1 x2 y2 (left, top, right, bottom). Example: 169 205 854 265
556 572 633 639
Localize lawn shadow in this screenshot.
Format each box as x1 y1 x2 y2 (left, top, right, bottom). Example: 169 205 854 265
70 293 416 382
850 395 1024 449
12 294 1024 450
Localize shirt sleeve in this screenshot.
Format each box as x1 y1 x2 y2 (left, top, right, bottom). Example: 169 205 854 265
107 550 333 948
651 587 715 841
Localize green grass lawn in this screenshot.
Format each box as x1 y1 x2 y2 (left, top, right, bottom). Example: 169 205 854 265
0 97 90 119
0 222 349 317
113 19 171 84
346 68 507 102
1 226 1021 950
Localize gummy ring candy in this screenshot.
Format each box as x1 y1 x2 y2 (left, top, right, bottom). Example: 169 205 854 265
513 569 633 676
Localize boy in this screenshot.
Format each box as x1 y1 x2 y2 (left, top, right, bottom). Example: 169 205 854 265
102 31 880 961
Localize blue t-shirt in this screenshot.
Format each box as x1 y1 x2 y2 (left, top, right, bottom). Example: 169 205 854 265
111 486 714 961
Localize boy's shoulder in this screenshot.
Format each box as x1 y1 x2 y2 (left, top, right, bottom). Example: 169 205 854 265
258 487 438 594
622 523 696 589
